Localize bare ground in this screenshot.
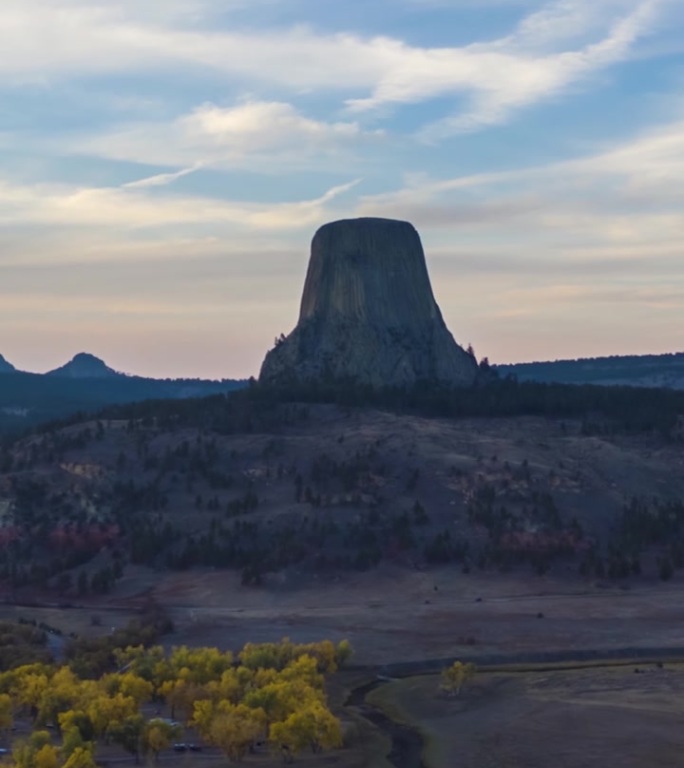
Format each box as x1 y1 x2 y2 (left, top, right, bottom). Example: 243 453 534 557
88 564 684 666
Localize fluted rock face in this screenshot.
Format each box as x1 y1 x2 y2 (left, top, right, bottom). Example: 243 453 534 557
260 218 477 389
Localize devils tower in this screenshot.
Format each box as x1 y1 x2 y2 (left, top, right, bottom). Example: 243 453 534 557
259 217 478 389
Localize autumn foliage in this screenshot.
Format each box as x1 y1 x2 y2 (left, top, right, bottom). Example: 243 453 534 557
0 637 351 766
440 660 476 698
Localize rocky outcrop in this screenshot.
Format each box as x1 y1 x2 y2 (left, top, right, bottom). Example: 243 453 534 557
46 353 122 379
260 217 477 389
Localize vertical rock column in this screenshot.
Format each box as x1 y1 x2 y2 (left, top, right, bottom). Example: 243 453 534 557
260 217 477 389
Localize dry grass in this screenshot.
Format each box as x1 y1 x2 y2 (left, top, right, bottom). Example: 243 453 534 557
127 564 684 668
0 604 140 638
369 665 684 768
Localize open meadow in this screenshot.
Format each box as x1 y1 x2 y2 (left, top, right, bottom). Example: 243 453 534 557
368 664 684 768
4 567 684 767
113 565 684 666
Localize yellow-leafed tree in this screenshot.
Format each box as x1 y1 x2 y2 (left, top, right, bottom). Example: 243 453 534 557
16 674 49 721
269 702 342 759
167 647 233 686
141 720 181 763
61 746 97 768
440 661 476 697
11 733 58 768
243 679 323 726
86 693 137 739
158 678 207 723
32 744 59 768
101 673 153 708
335 640 353 668
206 704 265 762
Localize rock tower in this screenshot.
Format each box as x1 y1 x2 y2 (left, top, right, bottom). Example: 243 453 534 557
259 217 477 389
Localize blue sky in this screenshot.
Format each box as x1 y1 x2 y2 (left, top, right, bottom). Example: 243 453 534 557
1 0 682 378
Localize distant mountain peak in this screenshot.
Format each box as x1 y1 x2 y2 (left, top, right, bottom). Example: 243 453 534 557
0 354 16 374
47 352 123 379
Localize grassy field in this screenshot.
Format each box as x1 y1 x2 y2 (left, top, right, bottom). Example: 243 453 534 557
368 664 684 768
0 604 139 638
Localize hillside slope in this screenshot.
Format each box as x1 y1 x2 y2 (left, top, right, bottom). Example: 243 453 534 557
0 389 682 597
0 355 16 374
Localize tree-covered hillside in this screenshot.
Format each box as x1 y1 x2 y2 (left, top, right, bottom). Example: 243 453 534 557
497 352 684 389
0 372 247 435
0 377 682 595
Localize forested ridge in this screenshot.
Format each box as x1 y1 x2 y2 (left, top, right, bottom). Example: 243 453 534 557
0 374 681 595
33 374 684 441
0 373 245 436
496 351 684 387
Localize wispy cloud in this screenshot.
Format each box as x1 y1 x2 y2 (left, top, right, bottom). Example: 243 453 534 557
415 1 662 138
0 175 360 234
73 101 382 171
122 164 202 189
357 116 684 277
361 115 684 209
0 0 671 140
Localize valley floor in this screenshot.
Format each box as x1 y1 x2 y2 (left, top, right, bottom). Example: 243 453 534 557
3 568 684 768
367 663 684 768
126 566 684 666
6 565 684 665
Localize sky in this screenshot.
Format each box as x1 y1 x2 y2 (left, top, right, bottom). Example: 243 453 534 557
1 0 683 379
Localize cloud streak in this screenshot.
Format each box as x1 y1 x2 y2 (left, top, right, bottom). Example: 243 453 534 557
415 0 662 138
356 115 684 316
74 101 382 171
122 165 203 189
0 175 361 233
0 0 670 140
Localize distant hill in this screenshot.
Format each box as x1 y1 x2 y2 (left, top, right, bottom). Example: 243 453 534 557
496 352 684 390
0 352 247 434
0 355 16 374
46 353 123 379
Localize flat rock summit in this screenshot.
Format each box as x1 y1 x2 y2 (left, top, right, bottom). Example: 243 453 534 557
260 217 477 389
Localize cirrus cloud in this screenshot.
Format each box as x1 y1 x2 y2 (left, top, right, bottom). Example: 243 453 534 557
72 101 383 171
